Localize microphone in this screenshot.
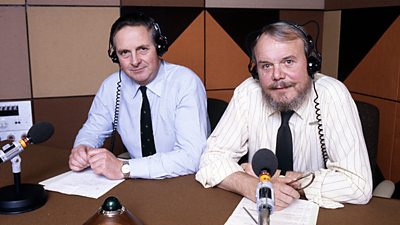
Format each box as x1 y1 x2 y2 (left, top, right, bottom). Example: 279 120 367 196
252 148 278 225
0 121 54 214
0 122 54 163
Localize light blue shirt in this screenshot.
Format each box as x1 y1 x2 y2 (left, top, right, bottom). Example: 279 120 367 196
74 61 210 179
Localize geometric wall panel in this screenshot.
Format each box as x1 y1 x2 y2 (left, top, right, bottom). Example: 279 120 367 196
163 12 205 82
338 7 399 81
344 17 400 101
205 11 251 90
0 6 31 100
28 7 119 97
121 6 203 48
207 8 279 56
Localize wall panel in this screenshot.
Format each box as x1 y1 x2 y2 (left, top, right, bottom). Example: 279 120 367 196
28 6 119 97
0 6 31 100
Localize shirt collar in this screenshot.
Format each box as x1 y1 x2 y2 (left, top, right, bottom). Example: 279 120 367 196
130 60 165 98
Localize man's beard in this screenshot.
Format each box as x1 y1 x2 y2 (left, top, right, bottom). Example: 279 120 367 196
264 80 312 112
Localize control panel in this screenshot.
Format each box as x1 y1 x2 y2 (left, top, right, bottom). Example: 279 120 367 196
0 100 33 141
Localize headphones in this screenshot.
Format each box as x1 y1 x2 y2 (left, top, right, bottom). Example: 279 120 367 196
108 12 169 64
248 20 322 80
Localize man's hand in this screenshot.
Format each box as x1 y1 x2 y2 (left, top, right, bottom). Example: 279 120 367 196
87 148 124 180
69 144 93 171
271 170 302 211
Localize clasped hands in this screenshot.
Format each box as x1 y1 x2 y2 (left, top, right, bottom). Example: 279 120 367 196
69 144 124 180
241 162 306 211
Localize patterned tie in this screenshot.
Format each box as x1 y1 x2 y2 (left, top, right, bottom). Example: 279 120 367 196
139 86 156 157
276 110 295 175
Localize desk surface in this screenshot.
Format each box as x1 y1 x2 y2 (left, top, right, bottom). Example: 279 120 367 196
1 144 400 225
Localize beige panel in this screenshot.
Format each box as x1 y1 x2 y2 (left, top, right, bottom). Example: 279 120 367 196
28 7 120 98
27 0 119 5
205 11 249 90
352 94 396 181
0 6 31 100
321 11 341 78
206 0 324 9
345 17 400 101
0 0 24 4
206 90 233 103
163 12 205 82
122 0 204 7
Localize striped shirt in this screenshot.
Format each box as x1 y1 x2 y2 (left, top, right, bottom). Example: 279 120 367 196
196 73 372 208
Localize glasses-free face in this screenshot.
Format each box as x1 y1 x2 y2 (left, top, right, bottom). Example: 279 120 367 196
254 34 311 111
114 25 161 86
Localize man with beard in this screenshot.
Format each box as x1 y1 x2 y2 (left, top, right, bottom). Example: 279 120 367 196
196 21 372 210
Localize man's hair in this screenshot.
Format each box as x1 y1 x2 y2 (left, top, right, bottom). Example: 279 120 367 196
249 21 311 62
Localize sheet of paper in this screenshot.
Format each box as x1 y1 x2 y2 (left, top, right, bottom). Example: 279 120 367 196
225 197 319 225
39 169 124 199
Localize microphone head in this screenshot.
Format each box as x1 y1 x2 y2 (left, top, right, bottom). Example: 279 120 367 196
27 122 54 144
252 148 278 176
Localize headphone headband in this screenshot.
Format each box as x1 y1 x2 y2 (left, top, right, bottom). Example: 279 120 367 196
108 13 168 64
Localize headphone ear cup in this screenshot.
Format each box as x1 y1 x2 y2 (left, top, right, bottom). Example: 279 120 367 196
156 35 168 56
248 62 259 80
307 54 321 79
251 67 259 80
108 48 119 64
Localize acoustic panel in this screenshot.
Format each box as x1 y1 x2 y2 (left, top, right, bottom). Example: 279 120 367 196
205 10 258 90
163 12 205 82
344 17 400 101
27 0 119 5
0 6 31 100
28 7 119 97
122 0 203 7
338 7 399 81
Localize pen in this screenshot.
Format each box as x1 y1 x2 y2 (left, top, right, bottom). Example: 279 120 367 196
243 207 257 224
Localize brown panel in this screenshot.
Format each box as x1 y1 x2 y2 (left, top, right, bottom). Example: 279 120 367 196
206 0 324 9
27 0 119 5
0 0 24 4
28 7 119 98
122 0 204 7
393 103 400 183
351 94 396 181
0 6 31 100
325 0 400 10
33 97 94 150
163 12 205 82
205 11 249 90
206 90 233 103
344 17 400 101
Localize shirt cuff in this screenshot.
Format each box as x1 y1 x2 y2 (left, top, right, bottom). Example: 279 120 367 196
303 169 344 209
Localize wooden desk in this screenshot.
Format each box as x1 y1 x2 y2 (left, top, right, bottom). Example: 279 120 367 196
1 145 399 225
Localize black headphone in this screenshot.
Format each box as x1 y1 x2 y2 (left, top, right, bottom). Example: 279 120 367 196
108 12 169 64
248 20 322 80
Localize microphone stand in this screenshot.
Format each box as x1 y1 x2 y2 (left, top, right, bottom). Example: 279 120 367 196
0 155 47 214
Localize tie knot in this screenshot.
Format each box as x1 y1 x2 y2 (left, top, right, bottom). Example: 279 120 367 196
139 86 147 94
280 110 294 124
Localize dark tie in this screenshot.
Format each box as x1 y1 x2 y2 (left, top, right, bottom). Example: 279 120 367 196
139 86 156 157
276 110 295 175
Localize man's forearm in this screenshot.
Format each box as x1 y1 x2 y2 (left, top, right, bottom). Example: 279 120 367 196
218 171 259 202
